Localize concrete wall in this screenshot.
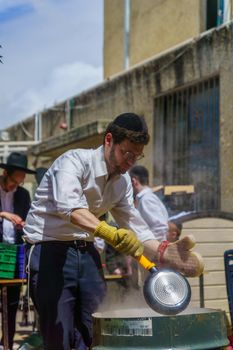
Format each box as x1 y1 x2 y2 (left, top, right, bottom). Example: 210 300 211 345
104 0 125 78
130 0 202 66
219 27 233 211
104 0 204 78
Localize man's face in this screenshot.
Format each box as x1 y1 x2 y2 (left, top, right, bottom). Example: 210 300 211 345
167 222 181 242
104 133 144 176
130 176 140 197
2 170 26 192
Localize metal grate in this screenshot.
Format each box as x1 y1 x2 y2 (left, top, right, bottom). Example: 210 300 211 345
154 76 220 213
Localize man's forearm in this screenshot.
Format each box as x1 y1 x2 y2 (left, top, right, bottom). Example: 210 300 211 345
70 209 159 259
70 208 100 233
143 239 160 260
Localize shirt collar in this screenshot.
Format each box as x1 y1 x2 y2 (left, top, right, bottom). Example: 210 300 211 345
136 187 152 199
92 145 122 181
92 145 108 178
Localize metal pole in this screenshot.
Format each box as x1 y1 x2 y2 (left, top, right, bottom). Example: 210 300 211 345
124 0 130 69
2 285 9 350
199 274 205 308
65 100 71 131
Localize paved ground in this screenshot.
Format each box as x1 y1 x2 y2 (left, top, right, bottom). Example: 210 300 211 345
0 309 37 350
14 310 36 349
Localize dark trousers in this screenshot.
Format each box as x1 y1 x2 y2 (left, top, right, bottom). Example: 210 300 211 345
27 241 106 350
0 285 21 350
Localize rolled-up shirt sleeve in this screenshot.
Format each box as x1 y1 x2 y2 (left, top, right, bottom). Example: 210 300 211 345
50 156 89 217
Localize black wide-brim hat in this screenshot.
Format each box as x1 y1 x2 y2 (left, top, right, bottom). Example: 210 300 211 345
0 152 36 174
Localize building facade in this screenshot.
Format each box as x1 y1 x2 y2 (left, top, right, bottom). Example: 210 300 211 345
104 0 232 78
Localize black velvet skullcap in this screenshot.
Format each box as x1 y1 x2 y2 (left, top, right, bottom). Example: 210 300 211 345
112 113 148 133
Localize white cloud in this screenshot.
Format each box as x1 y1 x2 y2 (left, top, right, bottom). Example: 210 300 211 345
10 61 102 119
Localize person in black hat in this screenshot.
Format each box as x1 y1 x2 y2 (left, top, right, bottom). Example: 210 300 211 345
0 152 35 350
23 113 203 350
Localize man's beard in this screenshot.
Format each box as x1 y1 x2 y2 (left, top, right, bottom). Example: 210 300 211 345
108 146 122 176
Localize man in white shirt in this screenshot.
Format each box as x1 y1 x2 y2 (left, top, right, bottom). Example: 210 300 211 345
129 165 182 243
130 165 169 242
0 152 35 350
23 113 203 350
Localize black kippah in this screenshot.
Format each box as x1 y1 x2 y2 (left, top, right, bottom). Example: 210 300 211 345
113 113 148 132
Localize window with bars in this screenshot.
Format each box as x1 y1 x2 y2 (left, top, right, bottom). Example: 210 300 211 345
154 76 220 213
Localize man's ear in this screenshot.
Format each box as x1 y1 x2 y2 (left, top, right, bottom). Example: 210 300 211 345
104 133 113 146
131 177 137 187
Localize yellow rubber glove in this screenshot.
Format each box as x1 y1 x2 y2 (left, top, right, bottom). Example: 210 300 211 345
94 221 144 258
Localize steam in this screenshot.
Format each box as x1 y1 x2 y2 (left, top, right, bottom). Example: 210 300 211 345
98 284 148 313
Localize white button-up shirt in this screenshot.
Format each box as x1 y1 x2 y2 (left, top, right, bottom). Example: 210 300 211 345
23 146 155 243
0 186 16 243
136 187 169 241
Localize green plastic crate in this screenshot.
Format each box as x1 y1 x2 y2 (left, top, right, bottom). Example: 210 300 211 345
0 242 18 252
0 270 15 278
0 262 16 271
0 243 17 279
0 252 17 263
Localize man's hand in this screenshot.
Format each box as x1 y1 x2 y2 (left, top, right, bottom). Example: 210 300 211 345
161 235 204 277
0 212 25 229
143 236 204 278
94 221 144 258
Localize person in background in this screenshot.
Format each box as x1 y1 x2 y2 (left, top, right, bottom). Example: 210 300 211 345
0 152 35 350
129 165 169 241
167 221 182 242
23 113 203 350
129 165 182 287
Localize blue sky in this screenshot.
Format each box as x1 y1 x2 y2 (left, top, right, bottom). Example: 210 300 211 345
0 0 103 129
